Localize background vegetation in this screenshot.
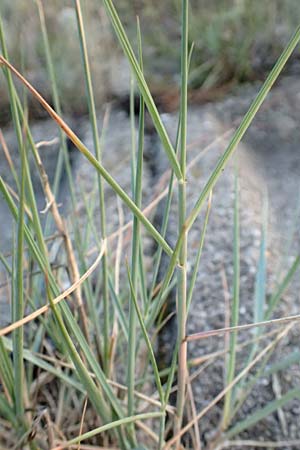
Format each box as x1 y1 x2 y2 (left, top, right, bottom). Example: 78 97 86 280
1 0 300 122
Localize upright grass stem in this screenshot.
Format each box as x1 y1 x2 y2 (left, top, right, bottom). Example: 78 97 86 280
175 0 189 445
0 15 27 426
127 21 144 442
148 44 194 307
74 0 110 374
13 123 26 420
222 171 240 429
35 0 73 204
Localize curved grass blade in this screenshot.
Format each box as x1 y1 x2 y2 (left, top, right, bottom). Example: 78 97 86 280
53 412 163 450
226 387 300 439
265 255 300 319
102 0 182 180
3 336 84 394
148 43 195 307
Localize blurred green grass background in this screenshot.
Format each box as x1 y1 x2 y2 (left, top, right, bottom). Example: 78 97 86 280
1 0 300 122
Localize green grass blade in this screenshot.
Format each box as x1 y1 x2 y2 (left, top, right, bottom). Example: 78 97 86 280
231 333 283 421
3 337 85 394
74 0 110 374
254 197 268 326
273 188 300 285
102 0 182 180
187 190 212 310
148 150 178 307
130 72 136 195
0 19 49 272
164 338 179 405
223 171 240 429
239 198 268 378
108 275 129 339
227 387 300 439
126 264 164 404
46 284 112 424
138 241 148 311
55 412 163 449
135 18 147 315
265 255 300 319
146 230 183 330
175 0 189 439
0 337 14 401
0 395 17 426
13 121 26 419
127 19 145 427
264 350 300 376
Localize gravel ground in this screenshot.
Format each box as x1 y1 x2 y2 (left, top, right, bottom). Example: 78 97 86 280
1 74 300 448
157 76 300 449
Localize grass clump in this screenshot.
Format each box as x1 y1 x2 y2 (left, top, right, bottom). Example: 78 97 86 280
0 1 300 449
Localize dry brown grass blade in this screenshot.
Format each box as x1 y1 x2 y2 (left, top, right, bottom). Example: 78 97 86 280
107 379 176 415
136 420 159 444
272 373 288 437
77 397 88 450
0 55 85 154
1 178 33 220
189 326 285 367
221 265 231 378
0 129 16 174
0 240 106 337
185 313 300 342
109 197 124 377
44 409 55 449
187 380 202 450
33 141 90 340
